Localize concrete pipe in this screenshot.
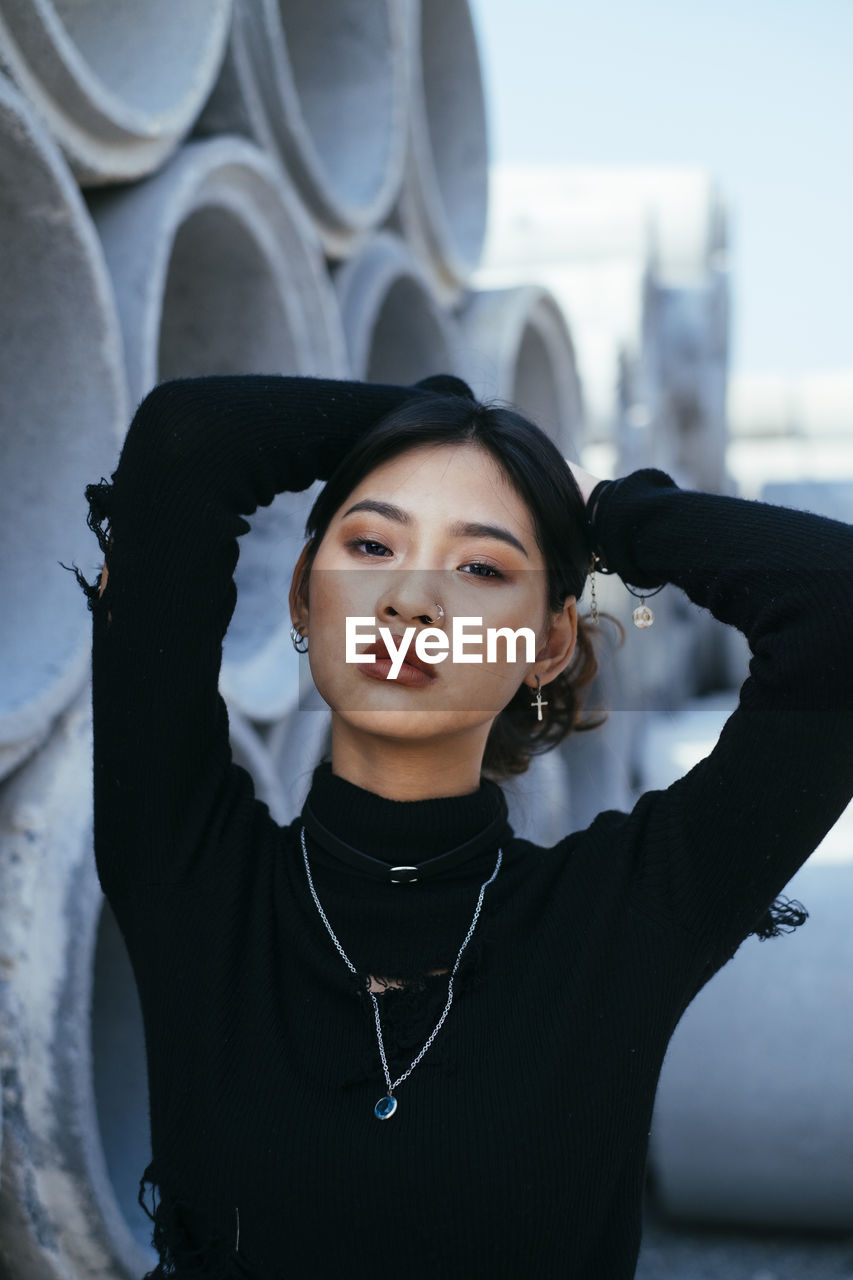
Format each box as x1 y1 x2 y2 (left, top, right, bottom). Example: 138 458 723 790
637 700 853 1229
196 0 410 258
560 582 639 830
228 707 289 825
0 690 153 1279
642 282 729 495
650 861 853 1230
0 0 231 185
334 230 461 383
267 706 332 824
0 728 52 791
394 0 489 300
459 285 584 457
502 748 574 849
0 74 127 781
87 135 349 723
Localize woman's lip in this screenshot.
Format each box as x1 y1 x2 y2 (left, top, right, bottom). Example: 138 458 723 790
358 657 436 688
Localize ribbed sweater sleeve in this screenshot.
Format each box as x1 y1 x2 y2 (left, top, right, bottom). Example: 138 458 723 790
87 375 428 896
587 467 853 964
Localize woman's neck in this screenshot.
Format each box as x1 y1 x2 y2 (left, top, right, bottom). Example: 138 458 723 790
329 717 488 800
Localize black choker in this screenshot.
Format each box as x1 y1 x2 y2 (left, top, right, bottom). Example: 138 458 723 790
300 797 512 885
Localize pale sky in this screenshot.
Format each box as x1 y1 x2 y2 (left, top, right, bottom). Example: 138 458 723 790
469 0 852 379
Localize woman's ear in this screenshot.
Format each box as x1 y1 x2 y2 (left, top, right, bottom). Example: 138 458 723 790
526 597 578 688
288 542 314 634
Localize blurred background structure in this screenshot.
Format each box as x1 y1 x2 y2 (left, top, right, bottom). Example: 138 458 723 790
0 1 851 1277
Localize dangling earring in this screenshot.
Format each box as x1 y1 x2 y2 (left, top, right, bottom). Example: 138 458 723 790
588 553 665 630
530 674 548 722
623 582 665 629
588 555 600 625
290 623 309 653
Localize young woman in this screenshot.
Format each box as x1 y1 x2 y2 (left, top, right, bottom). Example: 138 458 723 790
77 372 853 1279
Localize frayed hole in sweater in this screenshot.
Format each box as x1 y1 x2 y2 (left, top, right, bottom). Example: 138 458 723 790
341 942 485 1088
137 1167 256 1279
63 478 115 615
751 893 809 940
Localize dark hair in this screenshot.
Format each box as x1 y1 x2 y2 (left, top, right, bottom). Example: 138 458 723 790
294 381 614 782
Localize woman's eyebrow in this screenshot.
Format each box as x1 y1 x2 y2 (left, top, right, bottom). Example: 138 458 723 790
340 499 529 558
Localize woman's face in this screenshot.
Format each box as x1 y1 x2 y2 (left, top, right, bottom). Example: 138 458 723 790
289 442 577 747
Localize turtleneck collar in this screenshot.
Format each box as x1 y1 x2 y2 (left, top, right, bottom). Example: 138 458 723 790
299 759 512 879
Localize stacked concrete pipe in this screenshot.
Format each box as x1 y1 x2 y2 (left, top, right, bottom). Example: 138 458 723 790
195 0 411 257
334 230 462 382
651 875 853 1230
87 134 349 723
560 573 640 831
267 708 333 825
639 701 853 1230
394 0 490 301
627 200 732 702
0 73 127 782
0 689 152 1279
501 748 576 850
0 0 232 184
459 284 584 458
228 708 290 826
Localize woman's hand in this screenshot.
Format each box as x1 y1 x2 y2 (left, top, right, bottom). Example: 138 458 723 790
565 459 605 508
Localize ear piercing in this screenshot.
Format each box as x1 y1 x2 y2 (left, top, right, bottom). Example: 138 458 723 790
530 674 548 721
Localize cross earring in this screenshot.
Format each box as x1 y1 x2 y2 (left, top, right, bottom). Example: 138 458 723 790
530 674 548 721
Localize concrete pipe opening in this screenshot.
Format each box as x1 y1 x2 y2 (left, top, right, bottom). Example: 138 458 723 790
514 327 560 433
0 0 232 183
199 0 409 255
88 137 348 722
397 0 489 296
460 286 583 457
368 275 454 384
0 74 126 777
158 204 302 381
334 231 461 384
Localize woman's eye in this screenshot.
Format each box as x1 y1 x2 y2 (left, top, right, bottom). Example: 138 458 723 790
346 539 503 578
462 563 504 580
348 538 391 557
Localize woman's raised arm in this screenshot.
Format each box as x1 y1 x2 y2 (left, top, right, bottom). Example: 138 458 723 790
84 374 432 898
582 467 853 972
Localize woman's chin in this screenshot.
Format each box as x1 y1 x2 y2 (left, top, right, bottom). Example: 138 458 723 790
327 703 485 743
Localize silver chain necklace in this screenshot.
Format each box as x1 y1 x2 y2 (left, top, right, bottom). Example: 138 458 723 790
300 825 503 1120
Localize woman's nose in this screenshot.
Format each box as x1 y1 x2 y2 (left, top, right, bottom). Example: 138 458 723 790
376 571 450 626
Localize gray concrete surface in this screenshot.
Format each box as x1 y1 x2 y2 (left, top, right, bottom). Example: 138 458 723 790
88 134 349 723
637 1188 853 1279
394 0 490 299
638 700 853 1231
460 284 584 458
0 690 147 1279
0 72 126 775
0 0 231 183
334 229 462 383
196 0 409 256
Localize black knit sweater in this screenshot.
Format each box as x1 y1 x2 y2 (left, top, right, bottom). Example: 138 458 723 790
81 375 853 1279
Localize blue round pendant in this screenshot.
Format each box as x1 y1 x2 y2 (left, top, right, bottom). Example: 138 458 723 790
374 1095 397 1120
